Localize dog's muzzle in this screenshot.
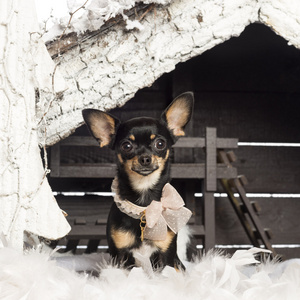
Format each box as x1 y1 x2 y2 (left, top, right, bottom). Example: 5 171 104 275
132 154 159 176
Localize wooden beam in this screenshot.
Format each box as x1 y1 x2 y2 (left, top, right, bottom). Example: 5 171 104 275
53 163 237 179
50 143 60 177
59 136 238 149
58 164 116 178
66 224 205 240
205 127 217 191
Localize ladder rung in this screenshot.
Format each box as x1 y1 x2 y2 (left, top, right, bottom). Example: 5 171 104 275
240 201 261 214
251 201 261 214
238 175 248 186
253 228 273 240
226 150 237 162
74 218 87 225
217 147 276 257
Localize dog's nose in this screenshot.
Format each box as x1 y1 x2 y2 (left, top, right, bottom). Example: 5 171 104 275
139 154 152 166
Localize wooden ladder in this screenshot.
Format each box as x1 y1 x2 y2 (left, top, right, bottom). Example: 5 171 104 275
203 128 276 256
217 145 276 256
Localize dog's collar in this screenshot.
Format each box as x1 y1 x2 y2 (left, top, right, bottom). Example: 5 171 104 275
111 178 192 240
111 178 145 219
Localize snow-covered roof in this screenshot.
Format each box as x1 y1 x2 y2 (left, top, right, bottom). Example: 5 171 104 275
36 0 300 147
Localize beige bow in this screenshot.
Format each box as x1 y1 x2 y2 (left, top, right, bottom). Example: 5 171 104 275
143 183 192 240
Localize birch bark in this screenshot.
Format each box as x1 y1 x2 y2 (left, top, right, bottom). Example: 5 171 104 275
0 0 70 249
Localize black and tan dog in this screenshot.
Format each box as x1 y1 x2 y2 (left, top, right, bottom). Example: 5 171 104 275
82 92 194 271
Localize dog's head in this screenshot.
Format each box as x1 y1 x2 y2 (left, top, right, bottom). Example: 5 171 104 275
82 92 194 191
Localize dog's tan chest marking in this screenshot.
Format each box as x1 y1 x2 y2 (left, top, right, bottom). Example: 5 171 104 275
131 170 161 192
153 230 175 252
111 228 136 249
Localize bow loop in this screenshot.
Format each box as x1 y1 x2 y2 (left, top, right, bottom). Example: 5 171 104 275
161 183 185 210
162 207 192 234
144 184 192 240
145 201 162 229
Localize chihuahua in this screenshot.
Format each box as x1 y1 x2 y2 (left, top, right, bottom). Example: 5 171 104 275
82 92 194 271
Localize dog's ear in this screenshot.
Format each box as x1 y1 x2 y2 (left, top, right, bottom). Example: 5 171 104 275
161 92 194 139
82 109 120 148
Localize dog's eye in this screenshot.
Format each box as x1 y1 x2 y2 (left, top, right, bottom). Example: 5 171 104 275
154 139 166 150
121 141 133 152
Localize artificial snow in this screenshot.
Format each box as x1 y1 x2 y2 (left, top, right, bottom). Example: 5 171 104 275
0 246 300 300
35 0 173 42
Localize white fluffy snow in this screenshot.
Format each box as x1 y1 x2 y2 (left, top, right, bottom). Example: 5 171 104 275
1 245 300 300
35 0 173 42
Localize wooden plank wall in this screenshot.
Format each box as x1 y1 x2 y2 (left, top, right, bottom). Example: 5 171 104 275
52 23 300 259
172 23 300 259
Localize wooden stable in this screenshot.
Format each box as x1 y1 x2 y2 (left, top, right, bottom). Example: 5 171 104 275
49 24 300 259
51 127 276 257
51 128 240 252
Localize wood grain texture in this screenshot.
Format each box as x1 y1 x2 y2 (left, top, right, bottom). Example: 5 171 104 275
215 197 300 245
56 195 300 259
233 146 300 193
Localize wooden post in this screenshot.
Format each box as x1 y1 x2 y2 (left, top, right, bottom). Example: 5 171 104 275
203 127 217 250
206 128 217 191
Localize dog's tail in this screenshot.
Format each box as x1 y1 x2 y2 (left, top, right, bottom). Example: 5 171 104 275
177 225 197 262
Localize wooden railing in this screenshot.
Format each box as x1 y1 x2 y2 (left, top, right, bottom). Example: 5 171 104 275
51 128 239 253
